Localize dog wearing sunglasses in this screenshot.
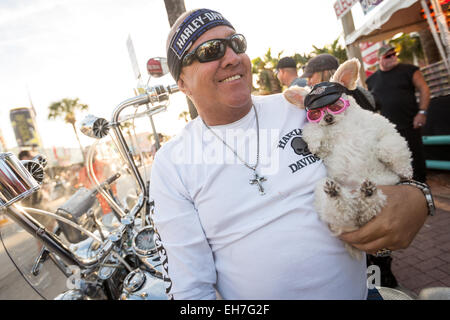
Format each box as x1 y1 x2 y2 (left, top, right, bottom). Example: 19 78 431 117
284 58 412 260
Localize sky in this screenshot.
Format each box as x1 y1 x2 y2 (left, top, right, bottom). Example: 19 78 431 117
0 0 370 149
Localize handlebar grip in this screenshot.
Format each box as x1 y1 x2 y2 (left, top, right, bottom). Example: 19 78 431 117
90 173 121 196
103 172 121 186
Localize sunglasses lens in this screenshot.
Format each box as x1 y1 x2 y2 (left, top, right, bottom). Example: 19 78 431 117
197 40 225 62
384 52 396 59
308 109 322 121
328 99 345 113
182 53 195 67
183 34 247 66
230 34 247 53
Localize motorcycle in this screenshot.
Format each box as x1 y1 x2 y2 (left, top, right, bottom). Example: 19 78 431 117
0 60 179 299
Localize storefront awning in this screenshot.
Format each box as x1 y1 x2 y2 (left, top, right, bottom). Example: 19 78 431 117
345 0 428 45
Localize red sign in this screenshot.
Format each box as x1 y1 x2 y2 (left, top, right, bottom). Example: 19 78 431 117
359 41 382 78
362 50 378 66
147 58 163 77
334 0 358 19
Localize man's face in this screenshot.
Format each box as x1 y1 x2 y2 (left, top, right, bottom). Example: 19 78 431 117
379 50 398 71
307 72 322 87
276 69 285 85
178 26 253 123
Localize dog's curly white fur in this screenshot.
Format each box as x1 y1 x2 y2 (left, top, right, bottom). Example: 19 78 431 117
284 58 413 260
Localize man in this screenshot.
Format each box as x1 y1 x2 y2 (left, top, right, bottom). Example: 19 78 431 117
18 150 33 160
77 150 116 214
302 53 376 111
149 8 430 300
367 45 429 183
276 56 307 88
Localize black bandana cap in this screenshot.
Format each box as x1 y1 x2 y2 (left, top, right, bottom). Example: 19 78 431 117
167 9 235 81
304 82 349 111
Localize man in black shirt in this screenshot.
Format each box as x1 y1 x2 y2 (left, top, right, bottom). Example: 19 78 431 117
367 45 430 183
366 44 430 289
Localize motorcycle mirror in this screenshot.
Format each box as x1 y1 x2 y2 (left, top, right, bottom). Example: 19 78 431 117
146 57 169 78
32 154 48 169
79 115 110 139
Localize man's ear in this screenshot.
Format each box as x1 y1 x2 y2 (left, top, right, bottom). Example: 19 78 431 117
331 58 360 90
283 86 309 109
177 76 192 97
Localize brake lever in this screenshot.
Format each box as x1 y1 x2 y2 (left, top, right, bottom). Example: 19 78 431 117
31 223 62 276
31 246 50 276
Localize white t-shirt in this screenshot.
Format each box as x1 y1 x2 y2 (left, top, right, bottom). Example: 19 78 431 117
149 93 367 300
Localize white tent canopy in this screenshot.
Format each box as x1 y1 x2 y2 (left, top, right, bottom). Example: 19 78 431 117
345 0 428 45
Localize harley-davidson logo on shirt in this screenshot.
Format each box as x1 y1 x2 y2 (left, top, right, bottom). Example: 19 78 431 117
278 128 321 173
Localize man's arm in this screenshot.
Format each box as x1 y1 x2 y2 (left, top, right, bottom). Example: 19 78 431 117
150 151 217 300
412 70 430 129
339 185 428 254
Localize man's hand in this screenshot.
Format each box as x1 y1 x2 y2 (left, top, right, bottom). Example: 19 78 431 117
339 185 428 254
413 113 427 129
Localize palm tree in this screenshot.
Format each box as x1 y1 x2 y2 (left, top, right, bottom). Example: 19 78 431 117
251 48 283 95
310 38 348 64
48 98 88 161
178 110 190 123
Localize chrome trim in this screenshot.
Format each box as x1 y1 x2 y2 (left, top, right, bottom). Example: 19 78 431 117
4 204 116 268
132 225 157 257
0 152 40 208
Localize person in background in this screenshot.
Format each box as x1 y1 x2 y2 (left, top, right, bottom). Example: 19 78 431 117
77 150 117 215
367 44 429 183
150 133 164 159
276 56 307 88
365 45 430 288
18 150 33 160
301 53 376 112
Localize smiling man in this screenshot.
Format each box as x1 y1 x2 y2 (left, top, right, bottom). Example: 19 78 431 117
149 8 430 300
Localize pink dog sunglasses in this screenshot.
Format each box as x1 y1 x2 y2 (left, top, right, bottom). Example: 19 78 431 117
306 97 350 123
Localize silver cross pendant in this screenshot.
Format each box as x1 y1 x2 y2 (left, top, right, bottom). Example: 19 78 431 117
249 171 267 195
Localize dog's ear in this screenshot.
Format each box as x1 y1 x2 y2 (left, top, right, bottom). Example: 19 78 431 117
283 86 309 109
331 58 360 90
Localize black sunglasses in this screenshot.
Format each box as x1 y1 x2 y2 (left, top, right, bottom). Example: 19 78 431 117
383 52 397 59
182 34 247 67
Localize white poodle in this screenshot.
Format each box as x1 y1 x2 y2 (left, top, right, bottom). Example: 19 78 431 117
284 58 413 259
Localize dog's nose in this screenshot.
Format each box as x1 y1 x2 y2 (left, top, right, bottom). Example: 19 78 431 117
324 114 334 124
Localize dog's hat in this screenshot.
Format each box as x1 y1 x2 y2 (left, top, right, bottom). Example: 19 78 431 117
304 82 348 111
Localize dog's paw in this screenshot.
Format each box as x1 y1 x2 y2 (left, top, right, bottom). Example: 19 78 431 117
324 179 340 198
360 179 377 197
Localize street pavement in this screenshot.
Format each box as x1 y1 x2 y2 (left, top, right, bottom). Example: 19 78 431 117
391 170 450 297
0 221 67 299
